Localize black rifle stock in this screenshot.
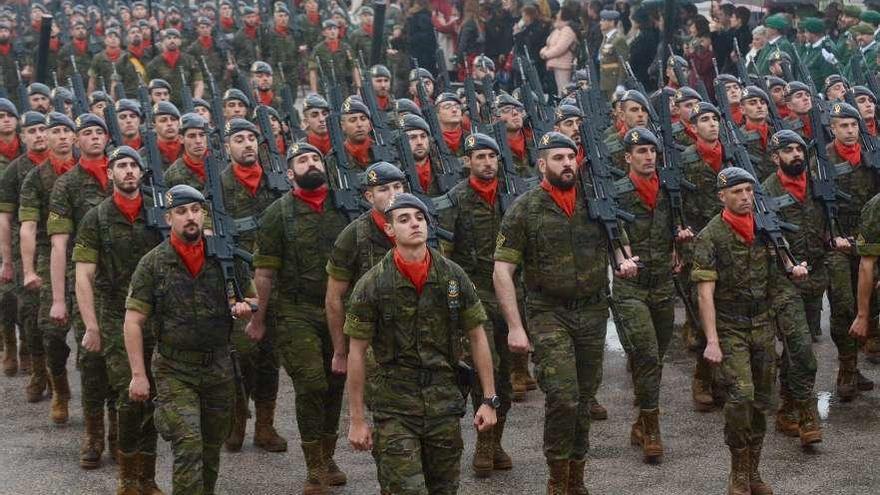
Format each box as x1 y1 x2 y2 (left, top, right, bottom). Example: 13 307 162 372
394 129 453 247
99 77 124 147
355 53 395 163
253 104 292 196
68 56 88 116
410 57 461 193
179 67 195 114
277 64 306 142
201 56 225 131
14 62 27 111
140 127 170 238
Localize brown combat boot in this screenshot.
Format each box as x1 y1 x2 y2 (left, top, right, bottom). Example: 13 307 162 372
253 400 288 452
546 459 569 495
510 352 531 402
322 434 347 486
836 356 858 402
727 447 751 495
80 411 105 469
25 354 48 403
748 440 773 495
692 358 716 412
640 409 663 463
796 399 822 447
588 398 608 420
138 452 165 495
48 371 70 424
681 318 701 352
2 327 17 376
492 415 513 470
864 335 880 364
567 458 589 495
108 408 119 463
116 451 140 495
857 370 874 391
224 395 248 452
629 412 643 447
472 428 494 478
301 440 327 494
774 394 799 437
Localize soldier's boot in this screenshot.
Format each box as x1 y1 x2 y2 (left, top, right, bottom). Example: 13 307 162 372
25 354 48 403
224 396 247 452
692 359 716 412
80 412 105 469
253 400 288 452
301 440 327 495
588 398 608 420
108 408 120 463
48 371 70 424
864 335 880 364
748 440 773 495
492 415 513 470
472 429 495 478
115 451 141 495
629 413 643 447
727 447 751 495
138 452 165 495
681 318 701 352
2 327 17 376
546 459 569 495
321 435 347 486
836 356 858 402
640 409 663 464
857 370 874 391
510 353 530 402
774 394 799 437
567 459 589 495
796 399 822 447
18 348 30 374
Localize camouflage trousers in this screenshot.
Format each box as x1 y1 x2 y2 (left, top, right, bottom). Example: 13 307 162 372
0 281 23 356
527 302 607 461
776 270 823 402
717 314 777 449
371 412 463 495
38 266 71 376
468 298 513 418
20 286 38 356
828 252 860 359
612 278 675 410
153 350 234 495
275 302 344 443
229 311 279 406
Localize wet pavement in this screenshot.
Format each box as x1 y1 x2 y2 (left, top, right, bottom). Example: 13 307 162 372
2 302 880 494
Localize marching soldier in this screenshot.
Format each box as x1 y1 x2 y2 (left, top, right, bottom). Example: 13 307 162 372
148 79 172 105
598 10 627 100
739 86 774 180
264 5 299 98
249 61 282 109
124 184 255 494
825 75 848 102
755 14 796 75
369 65 396 123
56 20 91 84
671 87 702 146
604 90 652 173
145 29 205 109
148 102 183 169
346 192 498 495
186 17 224 93
303 95 332 156
73 146 165 493
28 83 52 114
222 89 251 121
328 97 377 171
231 7 266 71
852 86 879 137
87 28 140 98
0 99 23 378
164 113 208 190
400 114 444 195
435 92 467 158
349 6 374 63
782 82 813 139
116 99 145 150
799 17 838 87
494 93 536 177
308 20 356 96
553 104 585 164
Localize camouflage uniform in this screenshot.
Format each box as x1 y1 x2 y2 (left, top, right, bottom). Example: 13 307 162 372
164 157 206 191
494 184 621 461
185 40 225 95
71 195 163 468
344 248 487 494
87 52 142 102
0 49 24 98
308 41 355 95
145 54 204 110
263 29 300 97
603 132 628 173
348 26 372 63
56 43 91 86
740 128 772 181
0 150 25 370
230 29 267 72
125 240 252 494
326 211 394 284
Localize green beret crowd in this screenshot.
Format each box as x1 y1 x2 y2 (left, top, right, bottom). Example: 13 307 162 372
3 0 880 494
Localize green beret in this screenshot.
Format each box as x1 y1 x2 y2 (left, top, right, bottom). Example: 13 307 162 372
862 10 880 27
537 131 578 152
385 192 430 219
108 145 145 170
768 129 806 152
464 133 500 155
843 5 863 18
363 161 405 187
798 17 823 34
850 22 875 36
622 127 659 149
763 14 790 31
165 184 205 209
716 166 756 190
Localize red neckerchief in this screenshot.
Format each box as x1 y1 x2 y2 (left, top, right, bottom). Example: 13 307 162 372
128 43 145 59
508 130 526 160
307 11 320 25
393 248 431 294
442 127 463 153
80 155 110 189
576 144 585 165
221 16 235 30
275 135 286 155
113 191 143 223
730 102 743 125
469 176 497 206
198 35 213 50
363 23 373 36
143 38 153 50
95 23 104 37
745 120 769 150
777 168 807 203
291 184 328 213
777 104 792 120
540 178 576 218
72 38 88 55
124 135 142 149
345 137 373 168
169 230 205 277
27 149 49 165
614 119 627 136
258 90 274 106
162 48 181 68
49 38 60 52
182 153 206 181
0 43 10 56
376 95 390 110
339 26 347 38
326 39 340 52
0 135 20 161
834 139 861 166
232 162 263 196
157 138 182 163
721 208 755 245
106 46 121 62
696 138 723 172
415 157 432 191
308 132 332 155
800 114 812 139
244 24 258 39
48 153 75 176
629 171 659 210
683 121 699 142
867 119 878 136
370 208 394 244
31 20 41 32
274 24 288 36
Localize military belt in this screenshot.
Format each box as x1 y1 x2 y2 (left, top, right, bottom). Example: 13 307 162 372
717 300 770 319
379 366 456 387
290 291 325 306
530 290 605 310
158 342 226 367
633 271 669 288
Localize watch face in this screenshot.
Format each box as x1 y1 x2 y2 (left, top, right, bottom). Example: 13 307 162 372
487 395 501 408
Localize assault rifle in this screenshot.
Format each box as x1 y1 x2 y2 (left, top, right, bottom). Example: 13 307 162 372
99 77 124 147
394 129 453 247
583 43 611 131
140 126 170 238
836 71 880 173
356 53 395 163
654 64 695 233
253 104 291 196
68 55 89 116
14 62 27 111
410 57 461 193
111 62 127 100
34 15 53 85
515 52 554 138
179 67 195 114
277 63 306 142
491 119 536 214
136 75 155 128
436 47 452 93
201 56 225 131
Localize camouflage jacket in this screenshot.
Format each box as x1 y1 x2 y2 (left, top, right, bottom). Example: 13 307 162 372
348 27 372 63
88 52 141 101
231 28 268 71
18 161 65 253
185 39 225 95
826 141 879 236
164 157 206 191
0 154 41 257
344 248 486 417
681 145 723 233
47 163 111 237
252 192 348 309
145 52 204 110
56 43 91 85
219 165 277 252
263 29 300 85
308 41 355 93
614 174 674 285
294 15 324 52
857 192 880 256
325 210 394 284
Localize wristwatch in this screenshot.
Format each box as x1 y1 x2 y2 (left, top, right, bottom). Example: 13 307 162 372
482 395 501 409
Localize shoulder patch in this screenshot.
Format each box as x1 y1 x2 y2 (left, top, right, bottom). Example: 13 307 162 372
495 232 506 251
